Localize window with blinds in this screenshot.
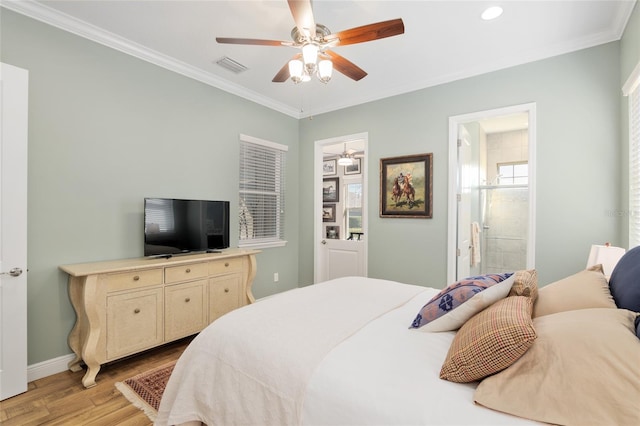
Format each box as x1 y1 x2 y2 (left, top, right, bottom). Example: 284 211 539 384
239 134 288 248
625 62 640 248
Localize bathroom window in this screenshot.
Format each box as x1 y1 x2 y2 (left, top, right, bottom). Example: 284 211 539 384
497 162 528 185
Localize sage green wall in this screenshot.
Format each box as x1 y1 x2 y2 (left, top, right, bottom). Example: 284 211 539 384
620 3 640 248
299 42 622 289
1 10 300 365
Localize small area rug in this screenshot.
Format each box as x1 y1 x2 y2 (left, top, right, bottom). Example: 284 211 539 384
115 361 176 422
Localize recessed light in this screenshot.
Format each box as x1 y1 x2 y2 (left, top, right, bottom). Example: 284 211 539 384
481 6 503 21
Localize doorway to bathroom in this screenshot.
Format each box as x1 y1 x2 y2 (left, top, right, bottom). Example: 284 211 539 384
447 104 536 283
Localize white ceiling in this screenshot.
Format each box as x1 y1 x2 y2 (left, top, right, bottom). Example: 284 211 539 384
4 0 636 119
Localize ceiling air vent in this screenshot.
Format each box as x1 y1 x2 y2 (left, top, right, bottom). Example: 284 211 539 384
215 56 248 74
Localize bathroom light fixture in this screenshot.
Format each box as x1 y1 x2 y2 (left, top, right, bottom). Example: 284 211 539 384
481 6 504 21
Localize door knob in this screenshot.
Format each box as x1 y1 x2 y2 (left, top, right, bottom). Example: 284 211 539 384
321 240 327 245
1 267 23 277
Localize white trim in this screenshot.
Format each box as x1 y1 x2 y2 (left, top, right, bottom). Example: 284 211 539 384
238 240 287 249
623 60 640 96
239 134 288 152
447 103 537 283
27 353 76 383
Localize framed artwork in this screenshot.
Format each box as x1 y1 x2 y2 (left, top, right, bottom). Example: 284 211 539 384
322 204 336 222
380 153 433 218
326 225 340 239
323 159 337 176
323 177 339 202
344 158 361 175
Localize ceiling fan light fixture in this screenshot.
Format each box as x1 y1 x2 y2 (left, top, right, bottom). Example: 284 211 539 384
302 43 319 74
318 59 333 83
337 155 353 166
288 59 304 83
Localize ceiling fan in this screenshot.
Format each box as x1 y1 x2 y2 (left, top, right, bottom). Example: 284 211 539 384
216 0 404 84
325 143 364 165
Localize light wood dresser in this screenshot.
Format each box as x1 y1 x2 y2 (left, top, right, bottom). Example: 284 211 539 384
59 249 259 388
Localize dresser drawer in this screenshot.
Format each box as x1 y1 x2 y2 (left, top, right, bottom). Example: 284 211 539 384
106 269 163 292
106 287 163 360
165 279 208 341
209 257 242 275
165 262 208 284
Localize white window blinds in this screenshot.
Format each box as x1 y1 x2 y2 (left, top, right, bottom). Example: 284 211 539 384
239 134 287 248
624 62 640 248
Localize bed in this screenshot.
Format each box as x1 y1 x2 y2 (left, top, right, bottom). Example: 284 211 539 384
156 248 640 426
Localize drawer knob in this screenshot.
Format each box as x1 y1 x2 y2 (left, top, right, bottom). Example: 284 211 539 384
133 275 140 281
185 268 191 273
224 288 229 293
224 262 229 267
185 297 191 303
134 308 141 314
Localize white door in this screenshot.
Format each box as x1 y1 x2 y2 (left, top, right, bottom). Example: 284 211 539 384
0 63 29 400
314 134 368 283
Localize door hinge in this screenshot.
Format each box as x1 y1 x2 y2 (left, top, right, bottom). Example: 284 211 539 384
456 248 461 256
457 139 462 147
457 194 462 202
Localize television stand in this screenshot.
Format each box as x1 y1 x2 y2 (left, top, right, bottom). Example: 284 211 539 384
59 248 259 388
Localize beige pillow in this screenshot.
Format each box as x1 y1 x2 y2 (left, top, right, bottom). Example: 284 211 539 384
475 308 640 426
533 267 616 318
508 269 538 301
439 296 536 383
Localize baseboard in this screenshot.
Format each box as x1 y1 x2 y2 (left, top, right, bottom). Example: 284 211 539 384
27 353 76 383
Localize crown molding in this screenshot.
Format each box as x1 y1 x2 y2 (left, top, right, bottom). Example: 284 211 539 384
1 0 302 118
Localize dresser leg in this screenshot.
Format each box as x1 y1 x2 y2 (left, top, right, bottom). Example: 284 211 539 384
81 363 100 388
67 276 85 372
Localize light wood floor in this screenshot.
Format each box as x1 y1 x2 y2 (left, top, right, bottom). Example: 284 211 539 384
0 337 193 426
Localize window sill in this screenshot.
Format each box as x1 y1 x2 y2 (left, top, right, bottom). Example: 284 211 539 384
238 240 288 250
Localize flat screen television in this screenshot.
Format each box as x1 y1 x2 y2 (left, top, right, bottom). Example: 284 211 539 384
144 198 230 257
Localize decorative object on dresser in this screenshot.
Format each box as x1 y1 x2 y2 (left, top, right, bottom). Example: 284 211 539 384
59 249 259 388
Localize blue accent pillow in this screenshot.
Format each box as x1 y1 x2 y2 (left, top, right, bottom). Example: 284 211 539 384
410 272 515 332
609 245 640 313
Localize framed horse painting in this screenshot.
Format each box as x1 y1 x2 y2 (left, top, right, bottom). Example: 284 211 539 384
380 153 433 218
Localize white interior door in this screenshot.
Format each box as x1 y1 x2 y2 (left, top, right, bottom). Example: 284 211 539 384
0 63 29 400
314 133 368 283
321 239 365 281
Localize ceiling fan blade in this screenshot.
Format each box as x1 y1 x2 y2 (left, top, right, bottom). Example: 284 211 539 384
325 50 367 81
326 18 404 46
288 0 316 39
216 37 291 47
272 53 302 83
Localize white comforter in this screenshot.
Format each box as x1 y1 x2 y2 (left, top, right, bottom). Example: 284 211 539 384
156 277 537 426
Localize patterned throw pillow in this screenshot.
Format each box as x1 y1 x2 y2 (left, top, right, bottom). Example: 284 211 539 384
410 273 515 332
508 269 538 301
440 296 536 383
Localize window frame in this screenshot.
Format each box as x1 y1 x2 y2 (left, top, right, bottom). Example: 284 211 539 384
624 61 640 249
238 134 288 249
